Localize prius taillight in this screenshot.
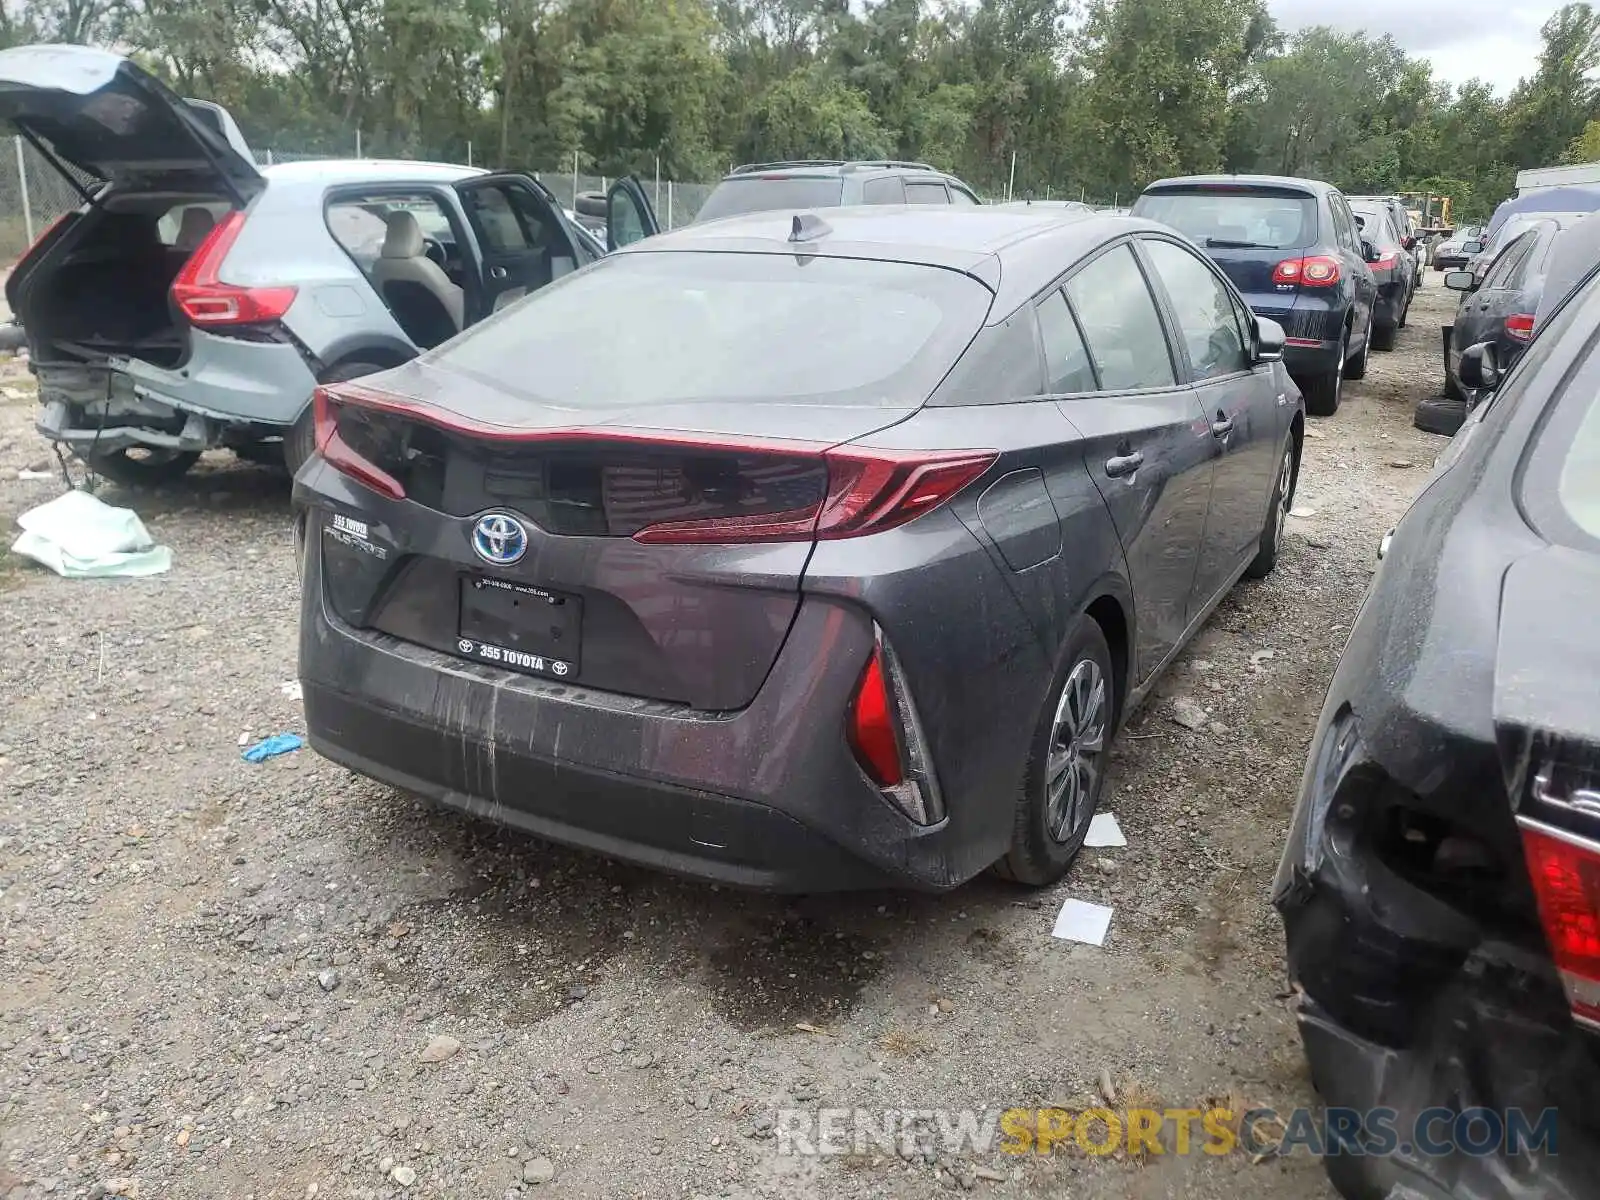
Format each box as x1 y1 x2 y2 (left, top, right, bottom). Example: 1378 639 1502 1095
312 385 996 537
1520 820 1600 1027
847 630 944 825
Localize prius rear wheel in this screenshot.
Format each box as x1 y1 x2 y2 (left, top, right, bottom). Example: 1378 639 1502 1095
994 615 1116 886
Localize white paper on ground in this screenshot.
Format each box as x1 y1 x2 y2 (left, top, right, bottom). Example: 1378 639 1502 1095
1084 812 1126 848
10 489 172 578
1050 898 1113 946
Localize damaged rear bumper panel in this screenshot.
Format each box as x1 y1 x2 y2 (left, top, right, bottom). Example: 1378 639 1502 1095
1277 711 1600 1199
296 510 1003 892
33 329 318 453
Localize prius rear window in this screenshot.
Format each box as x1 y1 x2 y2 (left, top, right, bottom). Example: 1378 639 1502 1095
427 251 992 408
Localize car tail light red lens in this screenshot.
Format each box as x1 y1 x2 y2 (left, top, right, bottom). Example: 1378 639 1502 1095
1273 255 1341 287
313 385 995 537
1520 821 1600 1026
172 210 298 326
846 630 944 825
1375 250 1400 268
849 649 902 788
313 386 405 500
633 448 996 544
1506 313 1535 342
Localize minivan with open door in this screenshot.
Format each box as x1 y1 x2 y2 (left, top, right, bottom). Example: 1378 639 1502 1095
1 44 602 486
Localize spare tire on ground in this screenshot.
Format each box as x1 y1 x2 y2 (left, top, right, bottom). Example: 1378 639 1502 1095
1414 394 1468 436
574 191 608 218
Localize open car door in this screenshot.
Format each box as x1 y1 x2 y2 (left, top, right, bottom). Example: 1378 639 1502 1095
453 172 591 322
605 176 661 251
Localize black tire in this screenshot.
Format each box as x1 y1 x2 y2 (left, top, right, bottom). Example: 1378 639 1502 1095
1344 319 1370 380
1298 328 1347 416
1414 395 1467 436
574 191 608 218
85 447 200 487
1371 320 1397 351
285 359 387 476
994 614 1117 887
1245 436 1297 580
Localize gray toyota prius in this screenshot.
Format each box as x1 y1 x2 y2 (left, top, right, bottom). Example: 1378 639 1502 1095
294 205 1305 891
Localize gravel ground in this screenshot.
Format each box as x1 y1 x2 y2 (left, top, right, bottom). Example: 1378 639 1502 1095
0 280 1456 1200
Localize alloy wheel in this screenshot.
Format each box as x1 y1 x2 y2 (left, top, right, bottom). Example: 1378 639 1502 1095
1274 444 1294 549
1045 658 1108 843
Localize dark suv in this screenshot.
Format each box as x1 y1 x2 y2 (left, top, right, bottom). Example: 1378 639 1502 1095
600 161 982 249
1132 175 1379 415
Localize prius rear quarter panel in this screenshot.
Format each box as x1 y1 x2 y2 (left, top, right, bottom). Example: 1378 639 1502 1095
806 405 1132 868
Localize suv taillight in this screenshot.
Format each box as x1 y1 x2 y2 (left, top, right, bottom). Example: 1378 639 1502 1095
1520 820 1600 1028
1506 313 1536 343
171 210 298 326
1274 255 1341 287
847 630 944 825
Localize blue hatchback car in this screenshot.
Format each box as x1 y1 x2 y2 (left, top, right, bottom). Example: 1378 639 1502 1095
1133 175 1379 415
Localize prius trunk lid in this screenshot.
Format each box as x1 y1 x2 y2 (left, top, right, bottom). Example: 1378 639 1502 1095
311 372 924 711
302 246 998 711
0 44 261 201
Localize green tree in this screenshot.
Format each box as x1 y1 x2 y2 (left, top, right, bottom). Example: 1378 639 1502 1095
1078 0 1269 191
1503 3 1600 169
1563 117 1600 163
735 65 888 162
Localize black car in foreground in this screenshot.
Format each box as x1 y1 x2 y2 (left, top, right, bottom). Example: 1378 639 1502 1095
296 206 1304 893
1132 175 1378 416
1275 263 1600 1199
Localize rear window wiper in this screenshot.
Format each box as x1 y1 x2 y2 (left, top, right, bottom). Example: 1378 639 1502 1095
1204 237 1275 249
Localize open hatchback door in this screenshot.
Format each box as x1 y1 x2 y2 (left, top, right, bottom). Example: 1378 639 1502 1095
0 44 260 201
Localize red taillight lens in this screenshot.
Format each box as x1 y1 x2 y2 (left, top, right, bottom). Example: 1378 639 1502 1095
632 448 996 544
171 210 298 326
1506 313 1535 343
313 386 405 500
310 386 995 536
849 648 903 788
1273 256 1340 287
1375 251 1400 268
1520 822 1600 1025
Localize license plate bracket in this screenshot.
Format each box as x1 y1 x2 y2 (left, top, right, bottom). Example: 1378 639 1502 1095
456 575 581 679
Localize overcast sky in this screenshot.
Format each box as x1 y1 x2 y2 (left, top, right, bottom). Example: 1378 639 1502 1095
1267 1 1561 95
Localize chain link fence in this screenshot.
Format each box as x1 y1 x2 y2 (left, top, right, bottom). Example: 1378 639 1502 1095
0 137 94 261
